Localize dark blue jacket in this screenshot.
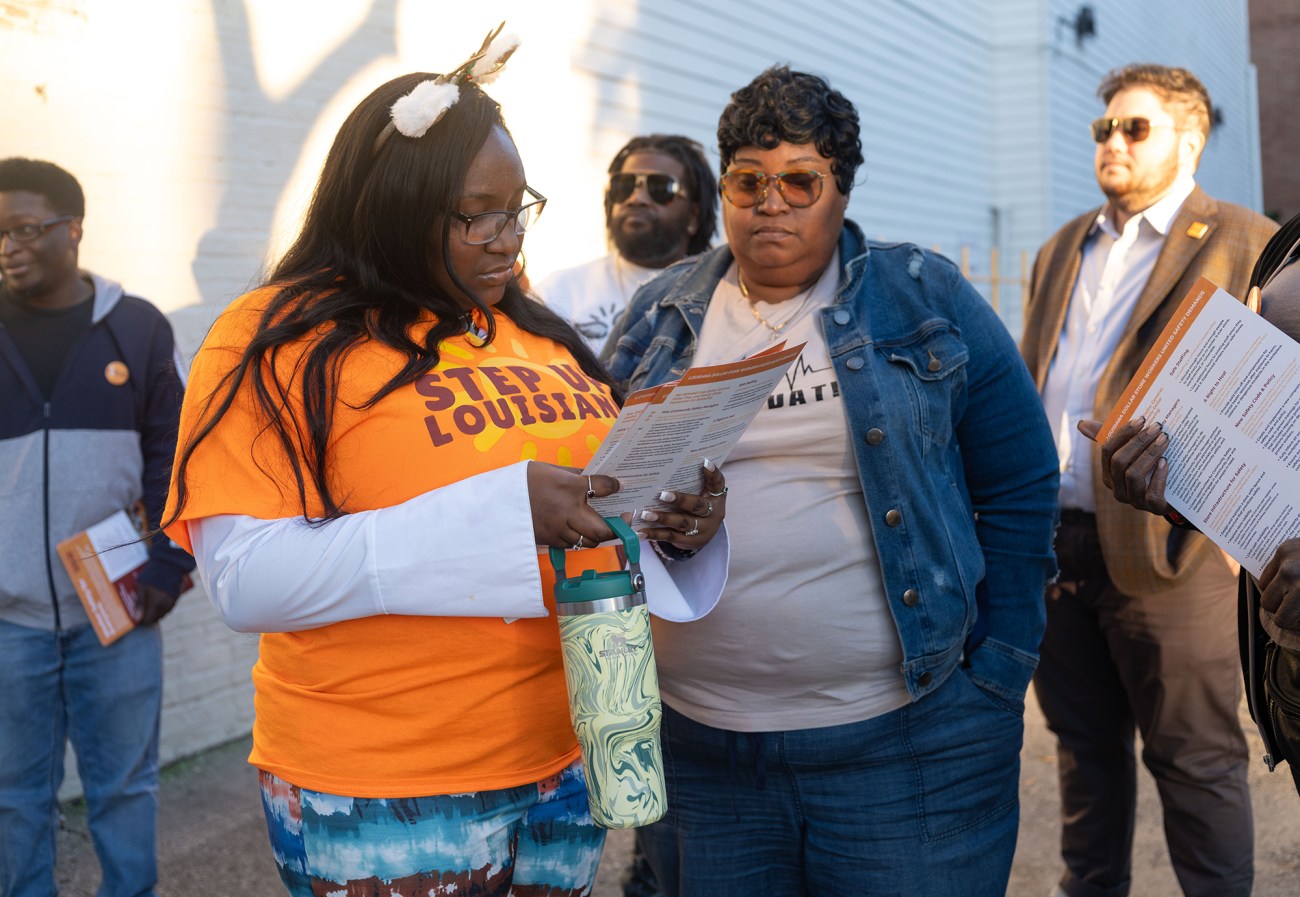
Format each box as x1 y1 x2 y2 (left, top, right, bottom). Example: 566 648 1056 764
0 273 195 631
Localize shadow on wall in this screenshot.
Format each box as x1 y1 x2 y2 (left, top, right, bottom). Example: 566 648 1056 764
191 0 400 311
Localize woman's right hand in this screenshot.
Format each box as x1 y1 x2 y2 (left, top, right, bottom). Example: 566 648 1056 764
527 462 622 549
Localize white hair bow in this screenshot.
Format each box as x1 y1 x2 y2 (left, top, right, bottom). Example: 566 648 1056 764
374 22 521 151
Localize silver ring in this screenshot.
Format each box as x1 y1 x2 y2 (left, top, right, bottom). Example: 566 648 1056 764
701 500 714 517
707 485 728 498
586 476 596 500
572 535 584 550
684 518 700 537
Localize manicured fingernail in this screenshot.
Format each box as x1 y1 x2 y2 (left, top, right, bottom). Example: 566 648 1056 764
703 458 716 471
640 510 660 522
1132 415 1145 427
659 491 677 502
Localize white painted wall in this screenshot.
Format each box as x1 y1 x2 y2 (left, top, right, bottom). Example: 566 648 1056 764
0 0 1263 796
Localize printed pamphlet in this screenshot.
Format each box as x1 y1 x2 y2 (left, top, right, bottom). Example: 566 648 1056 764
1100 277 1300 577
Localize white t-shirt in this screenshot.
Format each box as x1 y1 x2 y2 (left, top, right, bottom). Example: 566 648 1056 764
537 252 660 356
653 251 911 731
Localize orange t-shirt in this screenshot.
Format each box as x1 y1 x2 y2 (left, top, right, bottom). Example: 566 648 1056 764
164 286 620 797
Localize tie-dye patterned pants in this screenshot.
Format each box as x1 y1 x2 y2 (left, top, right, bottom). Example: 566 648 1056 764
258 758 605 896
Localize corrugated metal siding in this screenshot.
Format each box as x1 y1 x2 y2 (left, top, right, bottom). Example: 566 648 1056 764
563 0 999 294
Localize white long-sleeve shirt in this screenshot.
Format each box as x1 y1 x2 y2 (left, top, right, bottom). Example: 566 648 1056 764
186 461 728 632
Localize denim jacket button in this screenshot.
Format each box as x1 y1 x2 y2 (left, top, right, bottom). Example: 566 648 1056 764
885 508 902 526
833 309 851 325
865 428 884 445
902 588 919 607
918 671 933 687
846 356 864 371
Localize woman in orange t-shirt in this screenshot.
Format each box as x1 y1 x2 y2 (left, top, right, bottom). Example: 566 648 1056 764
162 37 727 897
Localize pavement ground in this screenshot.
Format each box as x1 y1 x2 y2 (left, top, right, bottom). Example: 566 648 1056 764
55 690 1299 896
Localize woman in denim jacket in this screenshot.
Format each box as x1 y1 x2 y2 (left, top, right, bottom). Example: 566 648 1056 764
601 66 1059 897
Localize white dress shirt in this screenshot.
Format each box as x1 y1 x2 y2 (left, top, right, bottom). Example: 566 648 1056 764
1042 177 1197 511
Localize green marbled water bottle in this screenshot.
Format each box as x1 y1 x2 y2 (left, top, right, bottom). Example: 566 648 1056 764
550 517 665 829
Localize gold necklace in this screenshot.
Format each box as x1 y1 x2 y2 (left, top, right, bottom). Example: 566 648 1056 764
739 273 813 337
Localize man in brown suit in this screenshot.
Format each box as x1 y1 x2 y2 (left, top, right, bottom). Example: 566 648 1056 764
1020 64 1277 897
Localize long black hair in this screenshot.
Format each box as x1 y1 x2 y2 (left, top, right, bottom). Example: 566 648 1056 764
167 72 618 526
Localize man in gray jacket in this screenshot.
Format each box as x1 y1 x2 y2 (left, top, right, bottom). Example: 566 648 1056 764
0 158 194 897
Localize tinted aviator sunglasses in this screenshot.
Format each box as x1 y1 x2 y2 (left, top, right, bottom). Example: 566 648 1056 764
720 169 825 208
1090 116 1176 144
608 172 685 205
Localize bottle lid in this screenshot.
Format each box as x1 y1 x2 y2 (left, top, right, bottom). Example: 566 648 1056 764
550 516 643 605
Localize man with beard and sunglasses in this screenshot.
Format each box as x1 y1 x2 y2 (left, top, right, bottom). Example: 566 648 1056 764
1020 64 1277 897
539 135 716 354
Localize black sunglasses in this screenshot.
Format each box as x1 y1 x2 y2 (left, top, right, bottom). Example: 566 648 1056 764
1090 116 1176 144
608 173 685 205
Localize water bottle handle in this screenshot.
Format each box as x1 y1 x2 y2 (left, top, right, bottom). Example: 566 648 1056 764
607 515 640 566
548 545 567 580
548 515 640 581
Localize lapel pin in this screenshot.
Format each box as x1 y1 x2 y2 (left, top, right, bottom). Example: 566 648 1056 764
1186 221 1209 239
104 361 130 386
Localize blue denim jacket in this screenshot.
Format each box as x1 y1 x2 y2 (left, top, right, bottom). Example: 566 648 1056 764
603 221 1059 707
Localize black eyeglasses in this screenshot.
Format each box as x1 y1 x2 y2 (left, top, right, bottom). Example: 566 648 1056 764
451 186 546 245
719 169 825 209
1089 116 1176 144
0 215 76 245
609 173 686 205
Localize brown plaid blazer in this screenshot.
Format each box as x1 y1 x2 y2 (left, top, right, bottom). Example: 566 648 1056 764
1020 185 1277 597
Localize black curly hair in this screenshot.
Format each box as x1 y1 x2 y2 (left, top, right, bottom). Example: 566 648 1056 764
603 134 717 256
717 66 863 197
0 157 85 217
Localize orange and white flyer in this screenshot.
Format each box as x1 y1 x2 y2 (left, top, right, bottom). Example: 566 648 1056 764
584 342 806 521
1101 276 1300 577
56 509 149 645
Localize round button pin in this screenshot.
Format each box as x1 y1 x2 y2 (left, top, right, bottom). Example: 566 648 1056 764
105 361 130 386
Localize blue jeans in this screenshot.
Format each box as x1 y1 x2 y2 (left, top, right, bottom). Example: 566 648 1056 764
0 620 163 897
641 666 1025 897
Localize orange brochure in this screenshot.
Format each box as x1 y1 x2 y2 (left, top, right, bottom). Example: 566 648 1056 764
56 508 149 645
